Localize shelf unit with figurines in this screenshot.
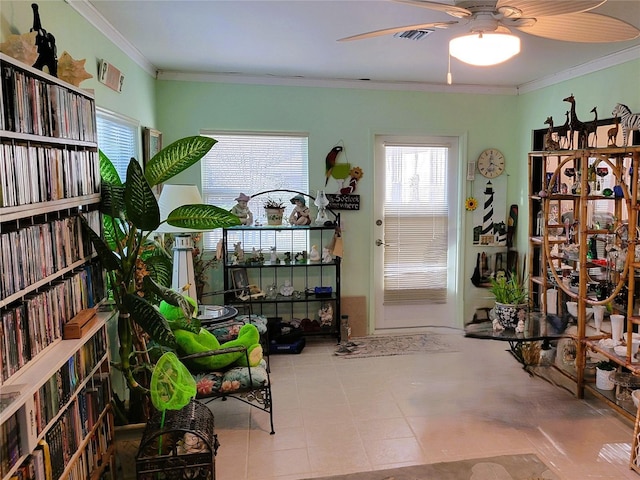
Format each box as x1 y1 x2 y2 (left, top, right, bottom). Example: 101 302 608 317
221 190 342 341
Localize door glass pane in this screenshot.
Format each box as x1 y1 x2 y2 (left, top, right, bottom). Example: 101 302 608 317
383 144 448 304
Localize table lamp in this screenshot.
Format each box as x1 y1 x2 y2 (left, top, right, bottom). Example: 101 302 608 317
155 184 206 301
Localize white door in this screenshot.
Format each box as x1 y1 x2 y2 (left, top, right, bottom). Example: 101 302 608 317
373 135 460 330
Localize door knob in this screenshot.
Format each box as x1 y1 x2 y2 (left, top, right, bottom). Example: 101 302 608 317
375 239 388 246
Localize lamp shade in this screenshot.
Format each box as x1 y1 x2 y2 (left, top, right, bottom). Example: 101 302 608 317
449 33 520 66
155 184 204 234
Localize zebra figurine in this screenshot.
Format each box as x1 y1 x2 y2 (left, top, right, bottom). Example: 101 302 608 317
612 103 640 147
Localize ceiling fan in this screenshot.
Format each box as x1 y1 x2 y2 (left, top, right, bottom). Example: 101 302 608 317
339 1 640 69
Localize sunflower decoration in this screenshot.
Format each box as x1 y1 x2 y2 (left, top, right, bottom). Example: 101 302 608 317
465 197 478 211
340 166 364 194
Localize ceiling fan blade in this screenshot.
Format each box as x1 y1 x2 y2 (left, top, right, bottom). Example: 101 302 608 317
497 0 605 18
516 12 640 42
338 21 458 41
393 0 472 18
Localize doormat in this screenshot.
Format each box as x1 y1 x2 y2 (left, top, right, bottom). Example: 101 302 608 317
334 333 456 358
300 453 558 479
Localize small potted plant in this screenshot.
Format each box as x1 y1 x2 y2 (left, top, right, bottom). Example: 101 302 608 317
595 360 616 390
264 197 285 225
489 273 528 329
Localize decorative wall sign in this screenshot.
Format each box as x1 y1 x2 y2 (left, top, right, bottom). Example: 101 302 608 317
326 193 360 210
98 59 124 92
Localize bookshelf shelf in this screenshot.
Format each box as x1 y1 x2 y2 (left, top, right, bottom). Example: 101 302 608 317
1 54 114 480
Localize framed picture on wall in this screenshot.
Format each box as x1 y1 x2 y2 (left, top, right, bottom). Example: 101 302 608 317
143 127 162 193
143 127 162 164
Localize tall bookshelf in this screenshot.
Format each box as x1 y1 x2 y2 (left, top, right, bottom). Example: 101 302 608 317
0 53 114 480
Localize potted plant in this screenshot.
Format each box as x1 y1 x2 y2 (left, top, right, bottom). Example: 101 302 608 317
595 360 616 390
489 273 529 329
264 197 285 225
81 135 240 423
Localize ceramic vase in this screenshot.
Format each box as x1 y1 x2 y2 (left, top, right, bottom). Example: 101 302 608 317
494 302 528 330
595 367 615 390
265 207 285 225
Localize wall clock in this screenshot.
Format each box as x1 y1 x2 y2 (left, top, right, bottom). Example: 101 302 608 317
477 148 505 179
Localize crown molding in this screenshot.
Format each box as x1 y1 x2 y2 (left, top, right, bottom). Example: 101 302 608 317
517 45 640 94
67 0 157 77
155 71 519 95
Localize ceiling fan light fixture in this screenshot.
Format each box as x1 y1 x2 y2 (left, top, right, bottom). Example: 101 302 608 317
449 32 520 66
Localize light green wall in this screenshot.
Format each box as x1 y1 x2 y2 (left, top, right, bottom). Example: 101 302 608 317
156 80 521 326
2 0 638 330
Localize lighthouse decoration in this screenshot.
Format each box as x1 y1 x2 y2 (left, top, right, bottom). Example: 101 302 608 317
481 182 494 244
473 179 507 246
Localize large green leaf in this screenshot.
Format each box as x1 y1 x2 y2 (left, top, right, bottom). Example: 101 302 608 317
123 293 177 349
100 183 126 219
124 159 160 231
79 216 121 272
99 150 123 185
144 136 216 187
140 256 173 304
102 214 128 252
144 276 196 319
166 204 241 230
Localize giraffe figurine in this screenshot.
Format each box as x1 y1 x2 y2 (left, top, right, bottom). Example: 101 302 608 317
587 106 598 147
557 111 570 149
607 115 620 147
563 94 588 149
543 116 560 151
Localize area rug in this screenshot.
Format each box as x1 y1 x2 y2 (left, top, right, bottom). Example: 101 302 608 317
334 333 456 358
301 453 559 479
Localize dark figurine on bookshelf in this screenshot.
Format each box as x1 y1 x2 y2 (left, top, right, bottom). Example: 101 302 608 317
30 3 57 77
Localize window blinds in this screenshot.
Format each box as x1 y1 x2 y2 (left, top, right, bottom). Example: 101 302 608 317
96 109 139 183
383 144 449 304
200 132 309 250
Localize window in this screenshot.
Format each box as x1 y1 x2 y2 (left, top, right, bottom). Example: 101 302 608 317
383 144 449 303
200 132 309 251
96 108 140 182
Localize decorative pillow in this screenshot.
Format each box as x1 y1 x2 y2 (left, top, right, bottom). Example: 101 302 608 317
194 360 269 397
206 314 268 342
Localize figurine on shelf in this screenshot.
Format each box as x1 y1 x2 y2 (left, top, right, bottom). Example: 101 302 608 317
230 193 253 225
30 3 57 76
322 247 332 263
280 280 294 297
234 242 244 262
309 245 321 262
318 304 333 327
314 190 330 225
289 194 311 225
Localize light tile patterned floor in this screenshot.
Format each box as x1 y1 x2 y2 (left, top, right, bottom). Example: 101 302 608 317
208 329 639 479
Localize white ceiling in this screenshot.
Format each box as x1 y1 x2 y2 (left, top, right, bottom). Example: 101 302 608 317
81 0 640 91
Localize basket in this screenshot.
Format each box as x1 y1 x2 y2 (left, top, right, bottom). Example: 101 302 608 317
136 399 219 479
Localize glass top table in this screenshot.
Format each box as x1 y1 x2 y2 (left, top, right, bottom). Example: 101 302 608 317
464 312 570 368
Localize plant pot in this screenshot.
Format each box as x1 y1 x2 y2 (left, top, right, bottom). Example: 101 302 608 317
595 367 615 390
265 207 285 225
494 302 528 329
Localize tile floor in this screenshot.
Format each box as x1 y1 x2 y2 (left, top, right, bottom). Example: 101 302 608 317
210 328 639 479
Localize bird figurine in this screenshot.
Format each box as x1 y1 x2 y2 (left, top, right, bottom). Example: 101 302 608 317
325 145 343 186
